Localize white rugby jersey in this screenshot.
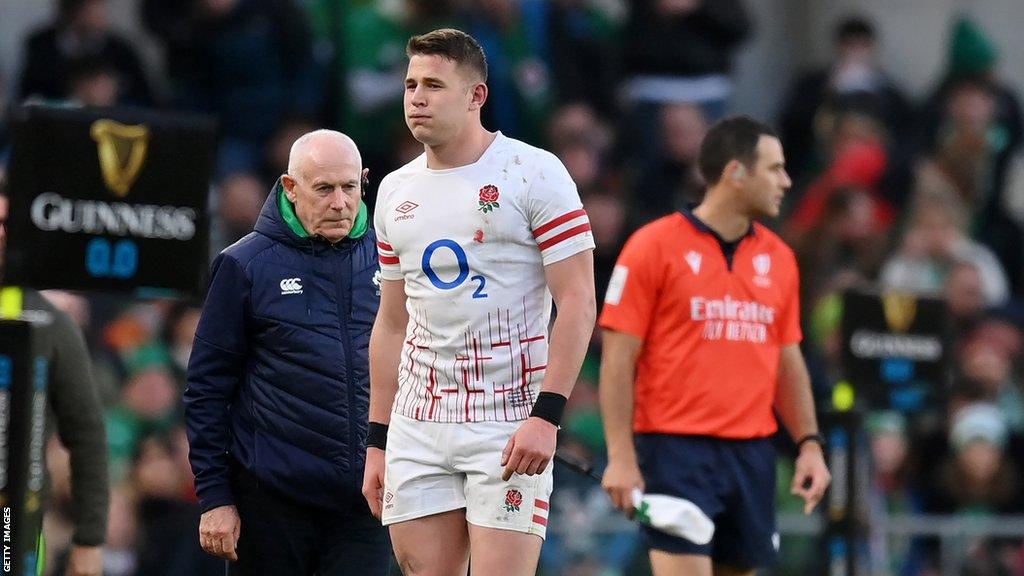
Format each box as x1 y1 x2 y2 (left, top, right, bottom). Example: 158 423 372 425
374 133 594 423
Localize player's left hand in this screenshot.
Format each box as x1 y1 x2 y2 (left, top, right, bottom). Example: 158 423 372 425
791 442 831 515
66 544 103 576
501 417 557 481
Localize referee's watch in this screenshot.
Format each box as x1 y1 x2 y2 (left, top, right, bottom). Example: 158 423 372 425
796 433 825 451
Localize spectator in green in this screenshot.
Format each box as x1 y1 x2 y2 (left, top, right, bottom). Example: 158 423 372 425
342 0 462 170
106 343 179 483
465 0 554 145
917 16 1024 293
548 0 623 115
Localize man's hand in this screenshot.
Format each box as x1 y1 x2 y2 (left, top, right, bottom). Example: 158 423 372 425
362 447 386 519
791 443 831 514
602 457 645 518
66 544 103 576
501 417 557 481
199 505 241 561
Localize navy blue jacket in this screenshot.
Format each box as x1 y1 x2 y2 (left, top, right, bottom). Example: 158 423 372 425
184 184 379 514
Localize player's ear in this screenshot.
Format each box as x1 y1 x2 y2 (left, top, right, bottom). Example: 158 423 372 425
724 160 746 184
469 81 488 111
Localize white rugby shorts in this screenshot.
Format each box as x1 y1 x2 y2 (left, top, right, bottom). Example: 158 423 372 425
381 413 553 538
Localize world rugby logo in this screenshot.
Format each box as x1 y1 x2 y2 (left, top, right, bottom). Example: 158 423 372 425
753 254 771 276
280 277 303 295
752 254 771 288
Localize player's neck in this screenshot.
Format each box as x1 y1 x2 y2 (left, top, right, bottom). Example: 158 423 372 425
692 192 752 242
425 126 496 170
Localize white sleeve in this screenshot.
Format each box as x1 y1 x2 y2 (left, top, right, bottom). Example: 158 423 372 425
373 179 403 280
526 151 595 265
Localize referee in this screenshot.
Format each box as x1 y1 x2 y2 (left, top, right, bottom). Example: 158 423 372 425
598 116 830 576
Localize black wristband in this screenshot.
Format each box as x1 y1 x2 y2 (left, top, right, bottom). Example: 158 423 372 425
530 392 568 427
367 422 389 450
796 433 825 451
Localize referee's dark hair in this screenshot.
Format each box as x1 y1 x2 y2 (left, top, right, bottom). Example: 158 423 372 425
698 115 777 185
407 28 488 84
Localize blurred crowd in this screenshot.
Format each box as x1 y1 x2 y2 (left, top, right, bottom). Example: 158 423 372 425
2 1 1024 575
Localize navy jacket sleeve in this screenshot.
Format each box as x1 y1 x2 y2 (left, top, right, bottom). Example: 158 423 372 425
183 252 250 513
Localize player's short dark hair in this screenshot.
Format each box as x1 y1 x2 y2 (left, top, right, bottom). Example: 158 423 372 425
407 28 488 83
698 116 777 185
835 16 875 45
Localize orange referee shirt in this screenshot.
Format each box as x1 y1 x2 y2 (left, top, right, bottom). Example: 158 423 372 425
599 209 802 439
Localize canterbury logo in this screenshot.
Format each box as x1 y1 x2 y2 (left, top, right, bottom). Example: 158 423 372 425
90 119 150 197
280 278 303 295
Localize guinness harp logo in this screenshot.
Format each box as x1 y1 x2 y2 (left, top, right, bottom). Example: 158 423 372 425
90 119 150 197
882 292 917 333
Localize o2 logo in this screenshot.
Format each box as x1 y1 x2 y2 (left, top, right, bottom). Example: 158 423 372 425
421 239 487 298
86 238 138 279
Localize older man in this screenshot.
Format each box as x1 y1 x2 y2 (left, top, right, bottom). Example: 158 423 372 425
184 130 390 575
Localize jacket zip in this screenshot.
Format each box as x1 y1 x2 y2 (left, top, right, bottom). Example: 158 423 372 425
334 240 359 509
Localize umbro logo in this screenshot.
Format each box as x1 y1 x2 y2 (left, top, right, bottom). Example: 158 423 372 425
280 277 303 295
395 201 419 222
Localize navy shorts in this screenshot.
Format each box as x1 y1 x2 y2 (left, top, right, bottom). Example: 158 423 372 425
635 434 778 569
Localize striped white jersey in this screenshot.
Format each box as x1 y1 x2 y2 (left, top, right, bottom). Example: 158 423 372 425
374 133 594 423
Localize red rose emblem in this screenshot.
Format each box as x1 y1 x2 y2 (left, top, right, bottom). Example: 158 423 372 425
506 490 522 507
504 489 523 512
478 185 501 213
480 185 499 203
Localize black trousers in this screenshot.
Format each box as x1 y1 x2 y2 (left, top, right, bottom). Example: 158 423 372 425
228 469 392 576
